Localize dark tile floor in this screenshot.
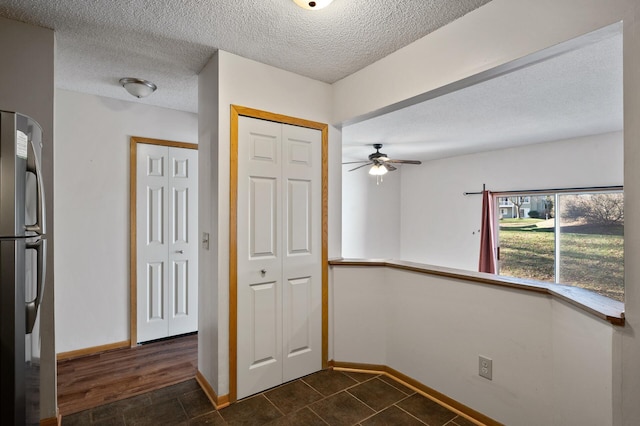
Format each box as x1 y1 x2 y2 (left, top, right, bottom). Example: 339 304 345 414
61 369 479 426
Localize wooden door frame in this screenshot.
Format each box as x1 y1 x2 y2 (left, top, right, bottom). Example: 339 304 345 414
129 136 198 347
229 105 329 402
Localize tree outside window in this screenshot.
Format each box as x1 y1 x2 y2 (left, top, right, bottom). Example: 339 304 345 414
497 191 624 302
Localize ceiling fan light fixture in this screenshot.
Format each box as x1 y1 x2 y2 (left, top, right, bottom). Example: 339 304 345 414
369 164 388 176
119 77 157 98
293 0 334 10
343 144 421 174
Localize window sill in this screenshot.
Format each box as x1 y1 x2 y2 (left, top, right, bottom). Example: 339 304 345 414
328 258 625 326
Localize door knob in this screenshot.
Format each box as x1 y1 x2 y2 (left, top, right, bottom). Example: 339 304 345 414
175 250 184 254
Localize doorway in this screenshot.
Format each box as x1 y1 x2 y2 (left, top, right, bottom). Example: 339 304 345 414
229 105 329 402
129 136 199 346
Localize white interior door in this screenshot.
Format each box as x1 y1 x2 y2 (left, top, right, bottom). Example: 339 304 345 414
167 147 199 336
137 144 198 343
237 116 321 399
280 124 322 383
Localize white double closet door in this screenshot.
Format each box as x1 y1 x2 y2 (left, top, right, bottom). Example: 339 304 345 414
237 116 322 400
136 143 198 343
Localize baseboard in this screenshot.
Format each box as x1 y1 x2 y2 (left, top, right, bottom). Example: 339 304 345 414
196 370 230 409
56 340 131 361
331 360 502 426
40 411 61 426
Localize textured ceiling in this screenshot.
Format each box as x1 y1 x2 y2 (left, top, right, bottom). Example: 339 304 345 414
0 0 492 113
342 27 623 163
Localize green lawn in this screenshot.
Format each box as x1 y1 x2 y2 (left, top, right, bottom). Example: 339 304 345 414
499 218 545 226
499 225 624 302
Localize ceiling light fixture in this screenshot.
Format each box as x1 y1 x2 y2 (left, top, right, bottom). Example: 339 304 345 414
293 0 334 10
368 164 388 176
119 78 157 98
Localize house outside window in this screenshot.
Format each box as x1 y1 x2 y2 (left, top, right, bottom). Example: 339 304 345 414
497 190 624 302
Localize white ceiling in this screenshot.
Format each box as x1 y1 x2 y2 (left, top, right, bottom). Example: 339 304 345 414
0 0 492 113
342 27 623 163
0 1 622 164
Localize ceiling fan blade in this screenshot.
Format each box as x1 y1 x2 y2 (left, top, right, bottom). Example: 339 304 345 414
383 163 397 171
348 162 373 172
387 159 422 165
342 160 371 165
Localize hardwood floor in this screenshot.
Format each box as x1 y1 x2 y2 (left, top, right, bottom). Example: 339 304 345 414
57 333 197 416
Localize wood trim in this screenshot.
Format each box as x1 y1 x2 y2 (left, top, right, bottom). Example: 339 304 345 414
321 124 329 369
196 371 230 409
56 340 130 361
40 413 61 426
229 105 329 403
230 105 328 131
130 136 198 150
229 107 239 402
332 362 503 426
129 139 137 347
129 136 198 347
328 258 625 326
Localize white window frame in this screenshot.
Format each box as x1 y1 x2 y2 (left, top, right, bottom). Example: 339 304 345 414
495 188 623 298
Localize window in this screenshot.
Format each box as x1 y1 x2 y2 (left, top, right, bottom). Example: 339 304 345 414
497 190 624 302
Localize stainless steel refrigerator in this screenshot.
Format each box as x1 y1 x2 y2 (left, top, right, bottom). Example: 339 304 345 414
0 110 47 425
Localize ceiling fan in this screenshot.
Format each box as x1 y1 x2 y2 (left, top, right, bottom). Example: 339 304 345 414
343 144 422 175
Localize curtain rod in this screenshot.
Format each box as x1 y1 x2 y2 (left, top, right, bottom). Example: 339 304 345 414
463 185 623 196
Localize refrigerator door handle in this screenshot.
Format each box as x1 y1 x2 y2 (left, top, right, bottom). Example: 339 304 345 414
24 139 45 235
25 238 45 334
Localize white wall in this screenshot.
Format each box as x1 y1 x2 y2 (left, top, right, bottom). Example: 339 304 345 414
54 89 197 353
341 165 400 258
551 298 616 426
332 265 615 425
397 132 623 270
332 0 632 126
197 51 220 393
332 266 388 364
0 17 56 420
342 132 624 267
332 0 639 424
198 50 339 396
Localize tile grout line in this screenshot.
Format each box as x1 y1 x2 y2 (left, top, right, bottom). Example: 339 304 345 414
305 405 331 426
72 370 473 426
354 391 427 426
299 372 382 425
311 373 419 426
296 377 326 401
260 389 288 419
394 402 431 425
374 371 484 424
301 371 380 400
344 390 378 419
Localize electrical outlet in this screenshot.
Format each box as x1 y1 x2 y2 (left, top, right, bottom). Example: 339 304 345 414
479 355 492 380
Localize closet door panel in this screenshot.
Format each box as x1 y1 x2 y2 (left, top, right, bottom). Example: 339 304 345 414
287 179 311 254
281 124 322 382
284 276 313 358
137 144 170 343
250 177 277 257
237 117 322 397
136 144 198 343
168 147 199 336
237 116 283 399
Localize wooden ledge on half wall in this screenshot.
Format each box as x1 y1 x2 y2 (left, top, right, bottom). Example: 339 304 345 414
328 258 625 326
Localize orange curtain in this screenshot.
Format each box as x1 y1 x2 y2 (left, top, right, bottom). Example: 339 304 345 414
478 190 497 273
